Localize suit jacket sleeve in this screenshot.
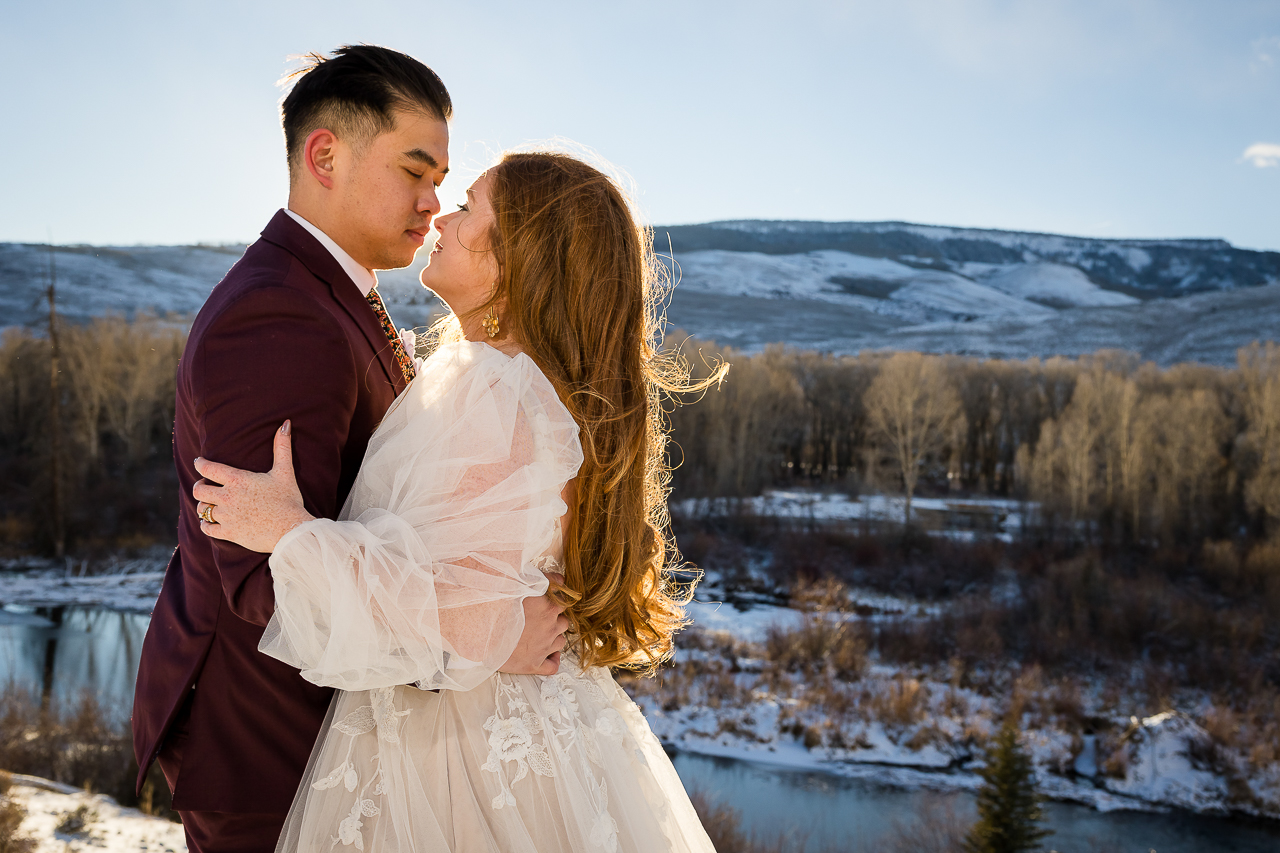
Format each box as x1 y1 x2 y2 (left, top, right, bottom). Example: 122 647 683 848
189 284 357 627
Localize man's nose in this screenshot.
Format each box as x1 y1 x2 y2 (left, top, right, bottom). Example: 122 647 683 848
417 185 440 217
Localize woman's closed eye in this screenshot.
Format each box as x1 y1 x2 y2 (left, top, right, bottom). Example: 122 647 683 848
456 203 469 212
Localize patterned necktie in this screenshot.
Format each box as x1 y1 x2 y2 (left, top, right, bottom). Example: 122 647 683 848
366 288 417 385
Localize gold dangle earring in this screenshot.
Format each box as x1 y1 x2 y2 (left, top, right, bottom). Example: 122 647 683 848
481 308 500 338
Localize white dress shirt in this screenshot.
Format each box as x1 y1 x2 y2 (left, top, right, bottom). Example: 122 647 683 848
284 209 378 297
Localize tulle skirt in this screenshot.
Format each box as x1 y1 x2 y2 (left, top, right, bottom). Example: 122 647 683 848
276 661 714 853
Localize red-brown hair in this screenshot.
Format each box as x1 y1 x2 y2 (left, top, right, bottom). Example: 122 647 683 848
457 151 723 671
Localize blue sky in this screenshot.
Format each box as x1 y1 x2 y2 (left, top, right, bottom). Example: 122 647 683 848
3 0 1278 250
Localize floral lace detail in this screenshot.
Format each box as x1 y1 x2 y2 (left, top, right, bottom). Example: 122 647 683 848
533 554 562 574
310 687 409 849
481 668 632 852
482 680 556 809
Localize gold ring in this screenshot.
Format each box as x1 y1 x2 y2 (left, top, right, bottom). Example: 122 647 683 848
199 504 216 524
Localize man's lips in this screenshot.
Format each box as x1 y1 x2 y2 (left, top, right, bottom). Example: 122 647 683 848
406 228 428 245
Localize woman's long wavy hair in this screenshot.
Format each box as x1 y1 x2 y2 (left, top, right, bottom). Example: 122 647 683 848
442 151 724 672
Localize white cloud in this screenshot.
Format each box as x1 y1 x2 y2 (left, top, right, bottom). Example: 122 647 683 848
1252 36 1280 72
1242 143 1280 168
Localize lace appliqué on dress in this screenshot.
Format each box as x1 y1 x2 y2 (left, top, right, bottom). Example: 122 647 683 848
481 668 633 853
311 687 409 849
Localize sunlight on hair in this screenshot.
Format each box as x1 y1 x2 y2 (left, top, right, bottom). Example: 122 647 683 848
420 146 730 672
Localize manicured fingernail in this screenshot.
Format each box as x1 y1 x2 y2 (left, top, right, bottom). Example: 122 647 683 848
281 420 291 435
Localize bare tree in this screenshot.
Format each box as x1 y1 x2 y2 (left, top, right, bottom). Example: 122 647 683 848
1239 342 1280 530
865 352 962 525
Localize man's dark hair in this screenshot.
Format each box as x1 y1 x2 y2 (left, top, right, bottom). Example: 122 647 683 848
281 45 452 172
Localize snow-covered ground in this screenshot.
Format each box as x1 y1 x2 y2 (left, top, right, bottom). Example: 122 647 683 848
641 610 1274 819
0 556 167 613
978 263 1139 308
1 541 1274 823
675 490 1027 541
5 775 185 853
672 249 1057 324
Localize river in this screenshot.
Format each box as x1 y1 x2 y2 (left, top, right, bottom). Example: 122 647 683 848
3 605 1278 852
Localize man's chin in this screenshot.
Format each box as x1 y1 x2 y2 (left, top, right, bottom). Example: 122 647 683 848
373 248 419 271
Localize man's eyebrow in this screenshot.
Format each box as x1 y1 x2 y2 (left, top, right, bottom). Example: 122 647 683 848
403 148 448 173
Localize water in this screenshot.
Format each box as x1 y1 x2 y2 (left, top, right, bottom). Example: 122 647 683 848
0 604 148 717
3 606 1278 852
672 752 1280 853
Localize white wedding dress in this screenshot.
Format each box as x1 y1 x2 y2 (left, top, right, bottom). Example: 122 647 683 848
258 340 714 853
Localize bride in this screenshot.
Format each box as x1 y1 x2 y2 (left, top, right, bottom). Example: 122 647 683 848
190 151 721 852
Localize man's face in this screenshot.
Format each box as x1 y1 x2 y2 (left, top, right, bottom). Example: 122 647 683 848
330 109 450 271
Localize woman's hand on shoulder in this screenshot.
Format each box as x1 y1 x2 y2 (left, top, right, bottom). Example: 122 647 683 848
193 421 314 553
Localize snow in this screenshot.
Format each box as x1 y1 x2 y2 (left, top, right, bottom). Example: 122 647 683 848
641 591 1280 819
685 600 805 643
5 224 1275 369
1 560 1271 821
1103 712 1229 813
674 250 909 300
0 243 240 328
671 249 1053 323
7 777 185 853
0 568 164 613
982 263 1139 308
674 490 1026 542
888 275 1054 319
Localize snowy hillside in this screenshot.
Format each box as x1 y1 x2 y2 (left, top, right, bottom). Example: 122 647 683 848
0 241 444 329
3 219 1278 366
660 220 1280 296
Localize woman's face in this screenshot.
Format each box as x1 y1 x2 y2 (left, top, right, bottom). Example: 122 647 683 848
419 173 500 319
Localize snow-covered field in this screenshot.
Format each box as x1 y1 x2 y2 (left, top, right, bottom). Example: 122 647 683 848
666 274 1280 367
0 487 1271 823
5 218 1279 366
5 776 185 853
672 249 1058 323
633 627 1263 818
676 490 1027 542
0 555 167 613
2 554 1271 823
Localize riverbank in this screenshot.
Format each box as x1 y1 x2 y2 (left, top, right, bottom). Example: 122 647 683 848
3 551 1278 826
3 774 184 853
618 589 1280 823
0 555 167 613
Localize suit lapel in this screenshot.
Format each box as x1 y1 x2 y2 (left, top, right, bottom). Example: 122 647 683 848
260 211 405 394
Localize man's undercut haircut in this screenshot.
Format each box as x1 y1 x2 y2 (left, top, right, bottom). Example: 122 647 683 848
281 44 452 173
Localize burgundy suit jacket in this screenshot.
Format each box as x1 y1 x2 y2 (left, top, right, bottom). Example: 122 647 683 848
131 211 409 812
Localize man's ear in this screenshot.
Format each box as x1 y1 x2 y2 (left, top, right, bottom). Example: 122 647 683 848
303 128 339 190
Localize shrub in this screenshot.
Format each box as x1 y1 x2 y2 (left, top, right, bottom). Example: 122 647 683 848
0 773 35 853
0 686 172 820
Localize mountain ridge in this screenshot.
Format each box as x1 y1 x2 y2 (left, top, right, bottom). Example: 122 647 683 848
653 220 1280 297
3 219 1279 367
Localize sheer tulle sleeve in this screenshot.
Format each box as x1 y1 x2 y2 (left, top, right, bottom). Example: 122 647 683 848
258 342 582 693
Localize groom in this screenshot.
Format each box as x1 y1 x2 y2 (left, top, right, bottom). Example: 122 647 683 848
133 46 567 853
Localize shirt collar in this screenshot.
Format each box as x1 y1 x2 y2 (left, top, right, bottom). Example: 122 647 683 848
284 209 378 297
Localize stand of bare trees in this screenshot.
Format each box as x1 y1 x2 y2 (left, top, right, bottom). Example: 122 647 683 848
669 335 1280 550
5 317 1280 558
864 352 961 525
0 315 183 555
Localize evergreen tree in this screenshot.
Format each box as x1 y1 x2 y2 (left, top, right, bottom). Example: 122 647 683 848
963 716 1051 853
